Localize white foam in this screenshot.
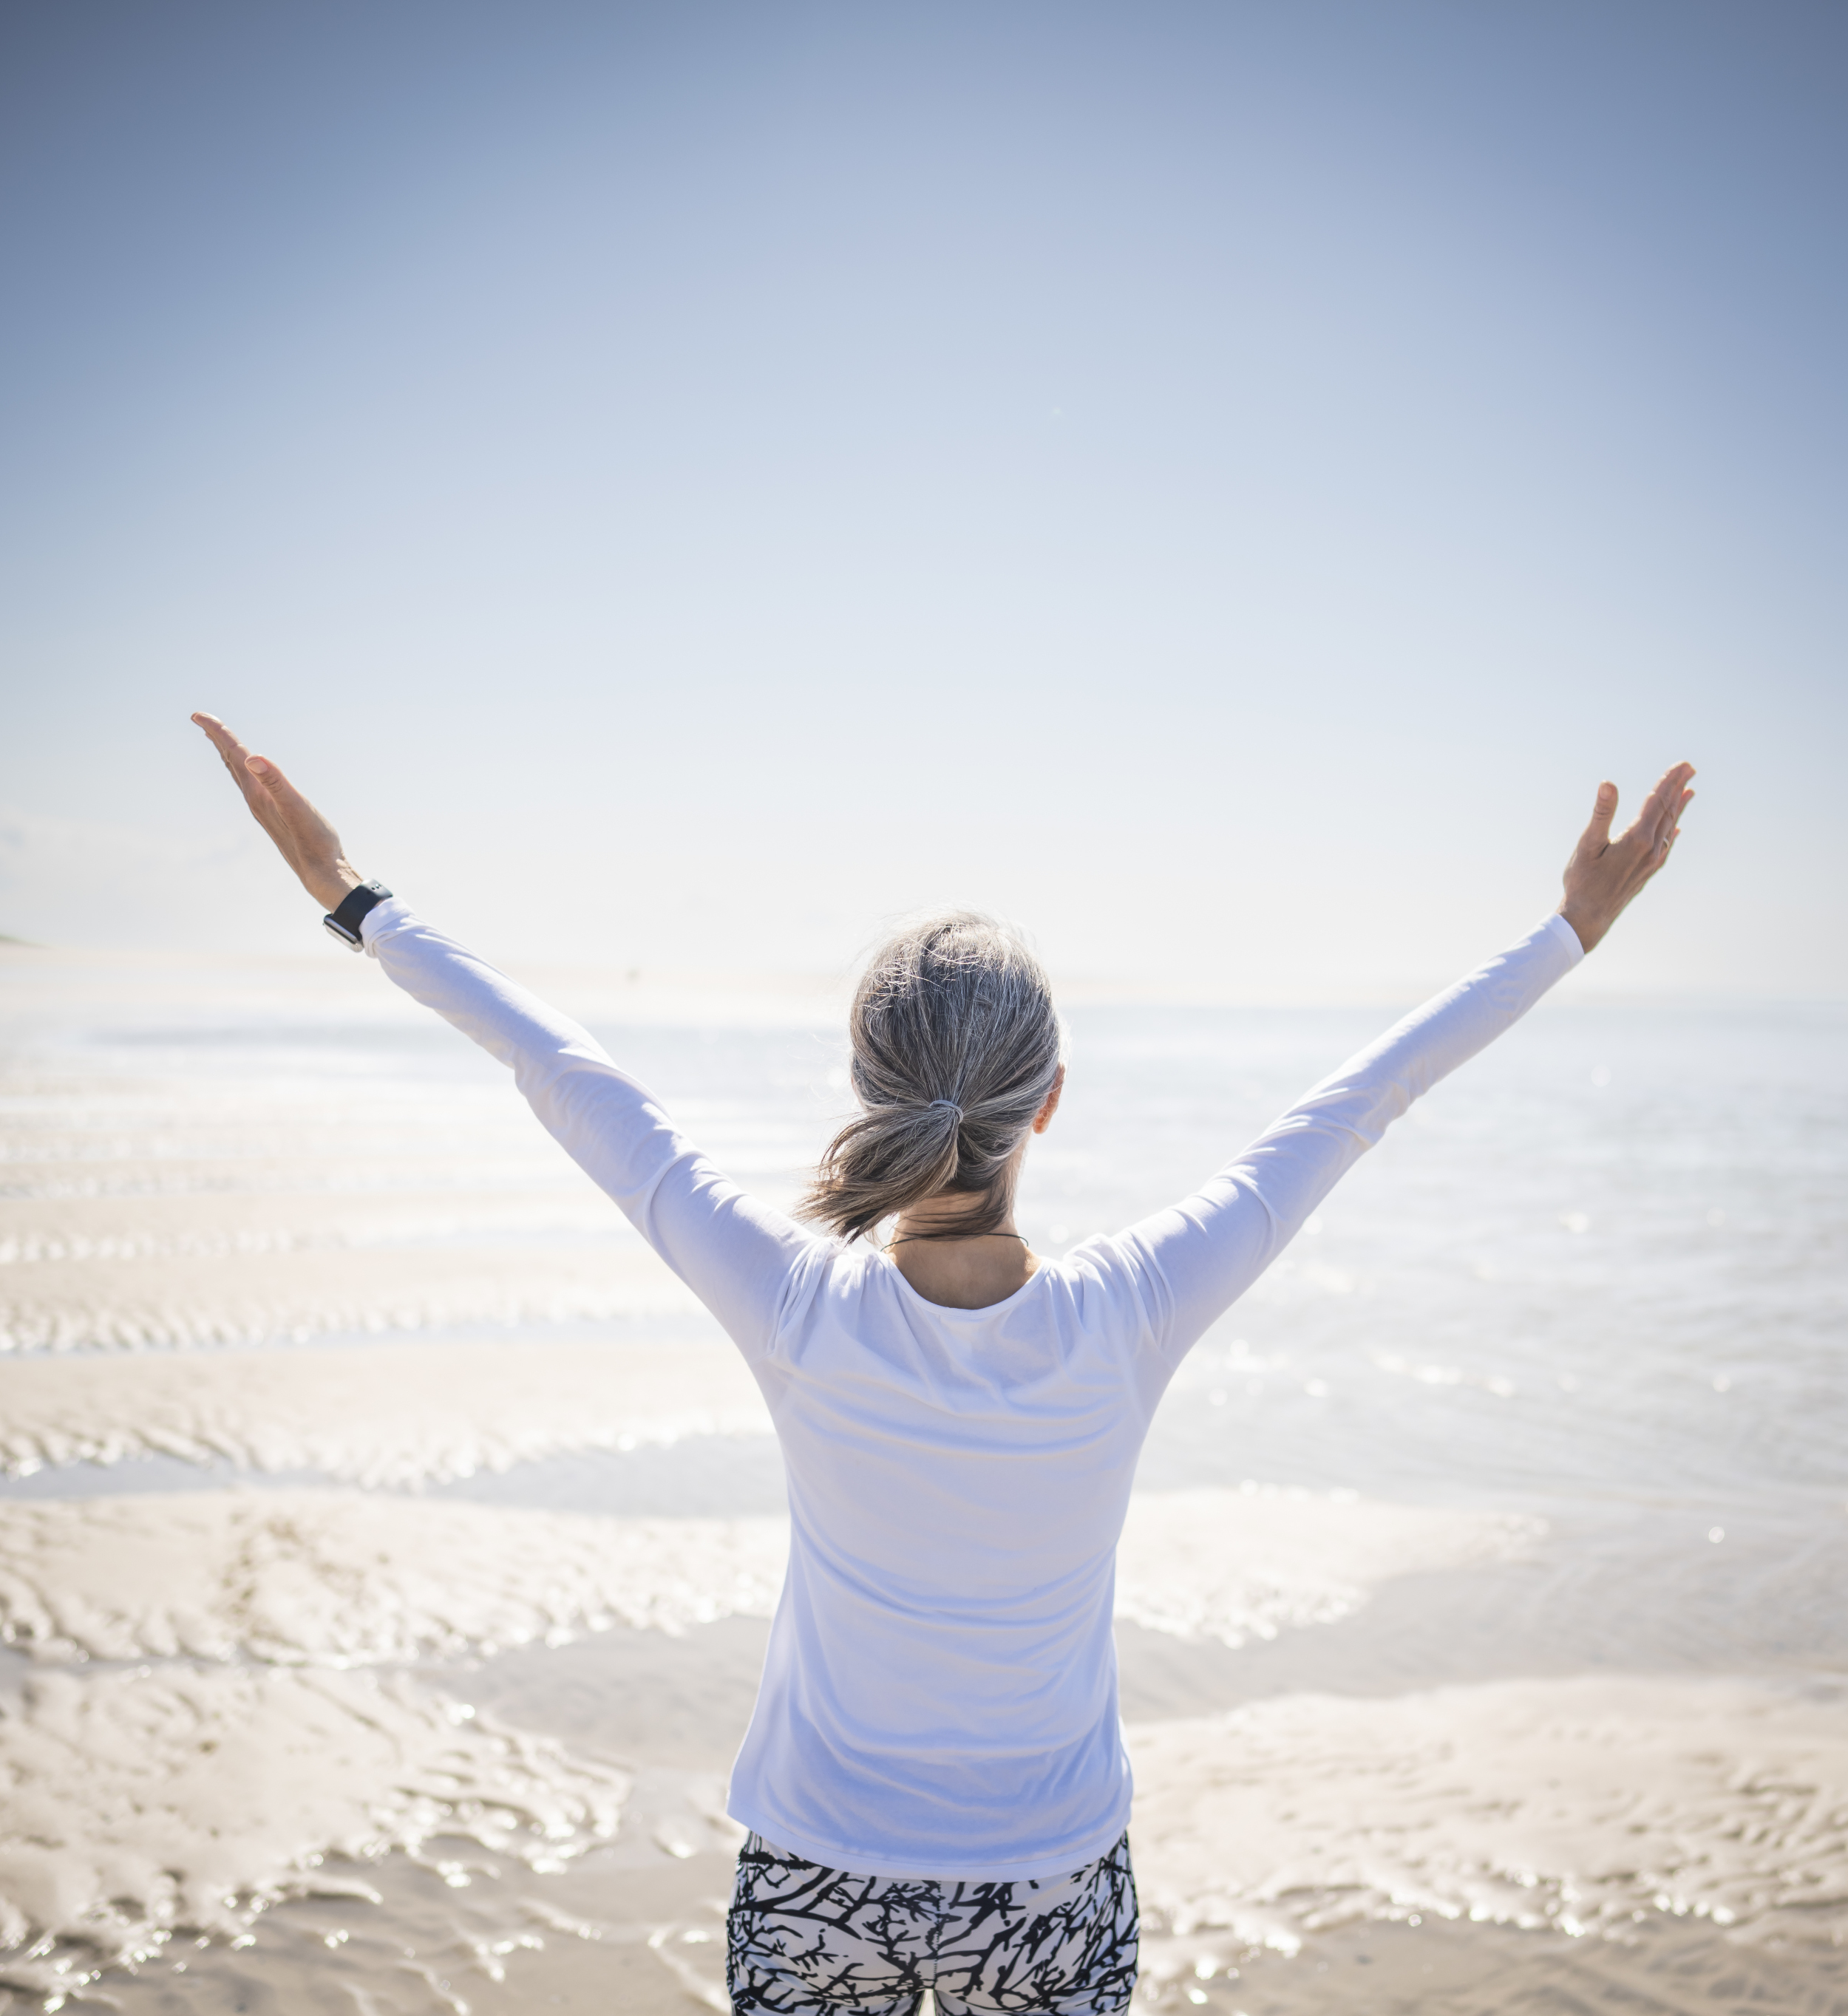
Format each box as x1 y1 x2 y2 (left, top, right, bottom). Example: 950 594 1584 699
0 1338 772 1485
0 1494 791 1664
0 1665 629 1998
0 1487 1530 1669
1127 1675 1848 1955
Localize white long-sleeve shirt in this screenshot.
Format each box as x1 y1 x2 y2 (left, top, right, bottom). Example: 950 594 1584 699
361 902 1583 1879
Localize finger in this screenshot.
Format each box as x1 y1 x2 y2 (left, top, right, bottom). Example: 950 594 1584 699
1640 793 1694 879
1579 781 1618 855
1616 786 1670 865
242 757 325 846
1647 774 1695 853
194 710 259 780
244 753 333 840
245 752 301 802
1657 790 1694 857
192 713 296 855
192 711 245 757
193 712 271 808
192 711 246 768
1632 762 1694 848
1626 772 1672 840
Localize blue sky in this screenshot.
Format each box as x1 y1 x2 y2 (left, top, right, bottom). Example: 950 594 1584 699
2 1 1842 996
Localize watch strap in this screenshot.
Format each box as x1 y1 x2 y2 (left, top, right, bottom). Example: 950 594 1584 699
323 879 393 950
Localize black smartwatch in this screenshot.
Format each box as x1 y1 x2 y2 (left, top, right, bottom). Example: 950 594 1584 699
323 879 393 950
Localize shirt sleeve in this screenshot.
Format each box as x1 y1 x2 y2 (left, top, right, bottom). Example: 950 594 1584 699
359 900 823 1360
1110 912 1585 1368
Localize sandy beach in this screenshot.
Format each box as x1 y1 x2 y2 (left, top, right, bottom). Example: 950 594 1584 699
2 941 1845 2013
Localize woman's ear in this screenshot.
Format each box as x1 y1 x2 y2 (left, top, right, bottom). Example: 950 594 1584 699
1032 1063 1067 1135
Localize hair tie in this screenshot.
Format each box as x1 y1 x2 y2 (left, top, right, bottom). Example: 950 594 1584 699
928 1098 962 1122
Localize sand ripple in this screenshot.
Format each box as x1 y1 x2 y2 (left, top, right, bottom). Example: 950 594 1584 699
1128 1675 1848 1956
0 1338 772 1485
0 1664 629 2000
0 1487 1531 1668
0 1188 631 1263
0 1494 792 1664
0 1245 700 1351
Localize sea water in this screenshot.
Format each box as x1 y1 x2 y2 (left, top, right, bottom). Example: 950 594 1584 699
1 943 1844 2014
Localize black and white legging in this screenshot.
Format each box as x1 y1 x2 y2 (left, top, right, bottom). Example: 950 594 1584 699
726 1831 1141 2015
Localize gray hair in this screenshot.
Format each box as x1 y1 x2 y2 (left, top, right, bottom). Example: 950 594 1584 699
799 910 1064 1244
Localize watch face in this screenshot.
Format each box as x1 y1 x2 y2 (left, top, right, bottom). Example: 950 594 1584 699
323 916 364 948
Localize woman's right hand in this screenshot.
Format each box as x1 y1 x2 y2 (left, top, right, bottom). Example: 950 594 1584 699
192 712 365 913
1558 761 1695 953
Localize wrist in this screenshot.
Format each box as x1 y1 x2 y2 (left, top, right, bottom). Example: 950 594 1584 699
322 876 393 951
306 860 364 912
1557 902 1600 954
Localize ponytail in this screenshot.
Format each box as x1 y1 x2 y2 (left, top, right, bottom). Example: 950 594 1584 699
798 910 1064 1243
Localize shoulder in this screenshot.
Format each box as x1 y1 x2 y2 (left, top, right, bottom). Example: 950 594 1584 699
764 1230 878 1341
1028 1239 1166 1348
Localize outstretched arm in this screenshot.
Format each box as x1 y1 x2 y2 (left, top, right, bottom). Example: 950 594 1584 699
1113 763 1696 1369
189 713 821 1358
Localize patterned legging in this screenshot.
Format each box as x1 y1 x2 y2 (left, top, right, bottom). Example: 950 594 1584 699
726 1831 1140 2015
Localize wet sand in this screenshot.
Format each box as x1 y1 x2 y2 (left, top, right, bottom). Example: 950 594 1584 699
4 946 1846 2013
8 1555 1847 2012
16 1595 1844 2015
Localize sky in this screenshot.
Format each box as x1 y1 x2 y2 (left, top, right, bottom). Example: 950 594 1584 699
1 1 1843 998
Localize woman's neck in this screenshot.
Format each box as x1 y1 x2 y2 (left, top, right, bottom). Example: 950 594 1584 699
884 1193 1039 1311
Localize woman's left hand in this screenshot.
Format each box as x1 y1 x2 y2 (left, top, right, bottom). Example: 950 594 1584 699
192 712 364 913
1558 760 1695 954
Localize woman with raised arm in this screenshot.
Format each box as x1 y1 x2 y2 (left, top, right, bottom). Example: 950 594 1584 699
192 712 1691 2016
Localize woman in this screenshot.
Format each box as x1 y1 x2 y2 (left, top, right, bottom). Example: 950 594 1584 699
192 712 1691 2016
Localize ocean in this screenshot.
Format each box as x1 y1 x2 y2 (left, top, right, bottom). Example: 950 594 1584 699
1 938 1844 2015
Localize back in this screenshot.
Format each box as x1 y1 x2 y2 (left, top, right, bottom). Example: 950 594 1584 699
732 1239 1169 1878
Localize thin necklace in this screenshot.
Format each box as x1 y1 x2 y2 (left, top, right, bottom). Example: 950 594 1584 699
884 1231 1029 1251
